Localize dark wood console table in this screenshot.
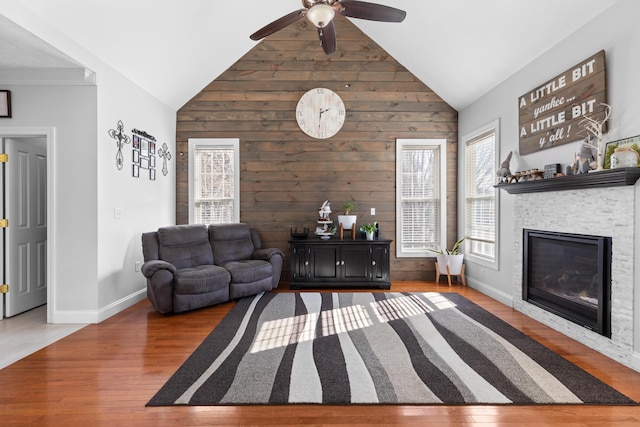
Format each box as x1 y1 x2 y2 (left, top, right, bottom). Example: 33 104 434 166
289 238 392 289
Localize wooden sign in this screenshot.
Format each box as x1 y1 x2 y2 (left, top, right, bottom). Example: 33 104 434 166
518 50 607 155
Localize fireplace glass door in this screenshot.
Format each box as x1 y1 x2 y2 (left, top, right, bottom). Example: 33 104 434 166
523 229 611 337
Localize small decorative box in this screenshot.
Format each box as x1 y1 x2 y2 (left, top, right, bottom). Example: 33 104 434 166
544 164 561 179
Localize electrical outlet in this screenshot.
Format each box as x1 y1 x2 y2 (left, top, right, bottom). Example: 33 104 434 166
135 261 141 272
114 208 123 219
371 207 376 216
480 269 486 279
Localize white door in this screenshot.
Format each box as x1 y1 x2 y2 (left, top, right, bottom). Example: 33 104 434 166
2 138 47 317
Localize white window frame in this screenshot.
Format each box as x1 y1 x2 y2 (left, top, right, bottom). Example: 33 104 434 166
395 139 447 258
188 138 240 224
462 119 499 269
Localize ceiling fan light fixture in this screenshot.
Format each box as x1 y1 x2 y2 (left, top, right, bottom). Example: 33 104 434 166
307 4 335 28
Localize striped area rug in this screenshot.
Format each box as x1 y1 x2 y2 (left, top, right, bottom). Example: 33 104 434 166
147 292 635 406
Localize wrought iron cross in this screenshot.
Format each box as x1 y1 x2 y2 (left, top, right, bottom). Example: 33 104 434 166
107 120 131 170
158 143 172 176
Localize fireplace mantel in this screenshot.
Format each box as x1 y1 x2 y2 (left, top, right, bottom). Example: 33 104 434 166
495 167 640 194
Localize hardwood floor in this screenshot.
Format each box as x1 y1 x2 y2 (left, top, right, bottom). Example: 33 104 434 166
1 282 639 426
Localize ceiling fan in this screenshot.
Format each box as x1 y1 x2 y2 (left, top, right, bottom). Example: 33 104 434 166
250 0 406 55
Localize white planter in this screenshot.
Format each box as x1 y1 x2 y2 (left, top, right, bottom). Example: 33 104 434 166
436 254 464 275
366 231 375 241
338 215 357 230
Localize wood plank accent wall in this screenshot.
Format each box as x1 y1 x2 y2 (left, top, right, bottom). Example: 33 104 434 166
176 16 458 282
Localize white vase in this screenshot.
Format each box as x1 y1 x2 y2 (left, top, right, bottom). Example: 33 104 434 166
436 254 464 275
338 215 357 230
366 231 375 241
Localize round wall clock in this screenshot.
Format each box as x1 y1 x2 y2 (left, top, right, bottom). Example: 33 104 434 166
296 88 345 139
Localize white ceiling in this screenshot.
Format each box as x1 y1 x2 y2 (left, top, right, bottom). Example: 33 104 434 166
1 0 620 111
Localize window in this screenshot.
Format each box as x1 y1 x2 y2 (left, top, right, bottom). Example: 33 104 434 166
188 139 240 224
396 139 447 257
463 120 498 265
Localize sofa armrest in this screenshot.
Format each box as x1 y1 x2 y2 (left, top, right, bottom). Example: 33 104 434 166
141 260 177 278
252 248 284 261
253 248 284 289
141 261 176 314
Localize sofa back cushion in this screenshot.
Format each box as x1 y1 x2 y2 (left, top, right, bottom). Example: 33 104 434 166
157 224 214 269
209 223 255 264
141 231 160 262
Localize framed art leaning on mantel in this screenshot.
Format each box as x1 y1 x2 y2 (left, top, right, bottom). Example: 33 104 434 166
0 90 11 118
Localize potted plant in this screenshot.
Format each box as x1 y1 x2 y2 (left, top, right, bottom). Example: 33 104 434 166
430 237 465 275
338 201 357 230
360 222 377 241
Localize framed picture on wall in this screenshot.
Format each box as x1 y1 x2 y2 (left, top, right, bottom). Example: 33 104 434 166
0 90 11 118
141 139 149 157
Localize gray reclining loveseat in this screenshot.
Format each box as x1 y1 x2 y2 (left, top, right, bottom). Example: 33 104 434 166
141 223 284 314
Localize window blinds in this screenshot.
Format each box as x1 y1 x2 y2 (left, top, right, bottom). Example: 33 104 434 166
400 146 440 251
465 130 496 259
193 146 235 224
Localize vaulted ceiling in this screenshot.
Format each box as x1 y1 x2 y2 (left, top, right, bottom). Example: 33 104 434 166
0 0 620 111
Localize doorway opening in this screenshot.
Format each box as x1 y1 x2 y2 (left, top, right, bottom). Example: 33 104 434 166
0 127 54 323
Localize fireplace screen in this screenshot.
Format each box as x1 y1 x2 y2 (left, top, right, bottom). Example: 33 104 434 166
523 229 611 337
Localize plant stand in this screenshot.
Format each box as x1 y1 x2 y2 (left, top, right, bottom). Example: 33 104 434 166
338 223 356 240
435 262 467 287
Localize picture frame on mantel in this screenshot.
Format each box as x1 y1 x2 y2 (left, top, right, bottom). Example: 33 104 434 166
604 135 640 169
0 90 11 118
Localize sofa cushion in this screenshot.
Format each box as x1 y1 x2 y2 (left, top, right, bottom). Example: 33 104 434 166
209 223 256 264
157 224 214 269
221 260 272 284
173 265 230 295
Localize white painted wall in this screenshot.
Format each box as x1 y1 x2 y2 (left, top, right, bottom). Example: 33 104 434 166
458 0 640 360
1 3 176 322
96 65 176 322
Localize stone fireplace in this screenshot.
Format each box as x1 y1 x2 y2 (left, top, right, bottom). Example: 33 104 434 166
503 169 640 370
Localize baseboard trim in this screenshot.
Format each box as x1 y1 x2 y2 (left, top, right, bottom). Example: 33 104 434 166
98 288 147 323
465 277 513 307
50 310 97 324
631 352 640 373
51 288 147 324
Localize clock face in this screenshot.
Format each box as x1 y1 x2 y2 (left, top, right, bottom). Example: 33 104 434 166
296 88 345 139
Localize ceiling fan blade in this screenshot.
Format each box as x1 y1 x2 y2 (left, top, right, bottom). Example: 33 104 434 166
337 1 406 22
318 21 337 55
250 9 307 41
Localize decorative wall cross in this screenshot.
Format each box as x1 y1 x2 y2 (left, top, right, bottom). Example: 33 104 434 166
158 143 172 176
107 120 131 170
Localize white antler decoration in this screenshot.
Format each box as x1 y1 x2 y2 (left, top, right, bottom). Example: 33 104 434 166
579 103 612 171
